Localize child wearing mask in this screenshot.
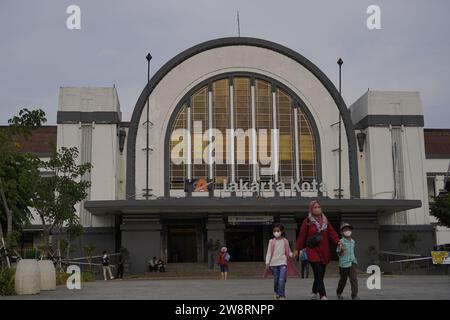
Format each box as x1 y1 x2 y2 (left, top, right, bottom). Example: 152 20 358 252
217 247 230 280
265 223 298 300
336 223 359 300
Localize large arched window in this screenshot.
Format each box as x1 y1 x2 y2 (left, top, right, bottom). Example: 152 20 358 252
168 74 318 193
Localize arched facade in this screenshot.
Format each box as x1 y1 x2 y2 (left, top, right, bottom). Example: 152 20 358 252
126 37 360 200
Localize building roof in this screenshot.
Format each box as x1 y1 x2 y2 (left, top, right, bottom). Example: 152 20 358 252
0 125 56 156
424 129 450 159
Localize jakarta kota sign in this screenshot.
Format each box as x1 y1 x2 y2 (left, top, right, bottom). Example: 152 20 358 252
185 177 327 194
223 178 326 193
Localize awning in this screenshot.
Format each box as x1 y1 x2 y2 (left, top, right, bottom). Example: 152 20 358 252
84 197 422 216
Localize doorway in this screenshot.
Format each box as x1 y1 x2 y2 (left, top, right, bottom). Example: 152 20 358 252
167 227 198 262
225 226 264 262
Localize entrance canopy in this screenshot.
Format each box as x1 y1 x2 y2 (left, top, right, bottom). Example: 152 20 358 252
85 197 421 216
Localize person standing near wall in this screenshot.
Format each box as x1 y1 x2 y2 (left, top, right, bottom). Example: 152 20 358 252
101 251 114 281
217 247 230 280
295 200 340 300
116 253 124 280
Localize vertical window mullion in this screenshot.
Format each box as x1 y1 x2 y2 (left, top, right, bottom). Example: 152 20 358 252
208 87 213 180
293 105 300 182
229 80 235 183
251 81 257 182
187 104 192 180
271 85 278 183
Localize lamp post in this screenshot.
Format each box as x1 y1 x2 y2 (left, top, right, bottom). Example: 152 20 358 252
145 53 152 200
337 58 343 199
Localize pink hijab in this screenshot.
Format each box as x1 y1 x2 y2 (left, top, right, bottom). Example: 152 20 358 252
308 200 328 231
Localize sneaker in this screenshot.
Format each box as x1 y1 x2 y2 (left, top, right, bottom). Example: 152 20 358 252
310 293 319 300
320 296 329 300
278 297 286 300
111 277 114 280
337 294 344 300
274 295 280 300
352 296 360 300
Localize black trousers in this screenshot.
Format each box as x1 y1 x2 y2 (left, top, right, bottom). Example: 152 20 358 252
301 260 309 278
310 262 327 297
337 264 358 298
116 264 124 279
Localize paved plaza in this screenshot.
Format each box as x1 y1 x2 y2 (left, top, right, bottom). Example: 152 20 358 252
2 275 449 300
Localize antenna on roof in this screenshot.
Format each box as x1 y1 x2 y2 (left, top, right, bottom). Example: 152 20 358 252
237 10 241 37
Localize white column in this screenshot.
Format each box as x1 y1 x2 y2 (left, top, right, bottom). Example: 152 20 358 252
293 106 300 182
229 83 235 182
251 84 257 182
272 89 279 182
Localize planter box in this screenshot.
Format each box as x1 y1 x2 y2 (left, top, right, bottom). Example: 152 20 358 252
15 259 40 295
38 260 56 290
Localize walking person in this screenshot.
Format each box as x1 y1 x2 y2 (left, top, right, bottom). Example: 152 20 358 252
217 247 230 280
299 249 309 279
101 251 114 281
336 223 359 300
295 200 340 300
264 223 298 300
116 253 124 280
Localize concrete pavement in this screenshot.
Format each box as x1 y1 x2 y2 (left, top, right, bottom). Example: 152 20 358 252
2 275 449 300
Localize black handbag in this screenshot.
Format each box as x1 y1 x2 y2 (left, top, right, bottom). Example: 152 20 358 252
305 222 323 248
306 234 323 248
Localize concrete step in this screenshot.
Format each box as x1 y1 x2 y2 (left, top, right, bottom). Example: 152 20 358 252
136 261 342 279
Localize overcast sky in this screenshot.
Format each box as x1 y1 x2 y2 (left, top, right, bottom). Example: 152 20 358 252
0 0 449 127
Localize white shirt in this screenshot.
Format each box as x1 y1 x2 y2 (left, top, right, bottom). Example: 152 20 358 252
265 238 293 266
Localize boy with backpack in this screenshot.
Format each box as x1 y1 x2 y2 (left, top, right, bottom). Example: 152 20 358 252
217 247 230 280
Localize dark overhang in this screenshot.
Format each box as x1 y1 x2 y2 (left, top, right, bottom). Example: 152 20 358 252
57 111 121 124
354 115 424 129
84 197 422 216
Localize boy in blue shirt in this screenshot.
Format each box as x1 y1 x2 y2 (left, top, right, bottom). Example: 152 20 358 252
336 223 359 300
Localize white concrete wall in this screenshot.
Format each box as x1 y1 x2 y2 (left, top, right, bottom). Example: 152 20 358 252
57 87 119 227
58 87 120 113
351 91 423 123
134 45 351 199
350 91 430 226
90 124 116 227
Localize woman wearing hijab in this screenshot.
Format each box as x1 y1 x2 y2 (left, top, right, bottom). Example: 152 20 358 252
295 200 340 300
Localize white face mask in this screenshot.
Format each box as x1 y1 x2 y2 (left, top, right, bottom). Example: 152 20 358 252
273 231 282 238
343 230 352 237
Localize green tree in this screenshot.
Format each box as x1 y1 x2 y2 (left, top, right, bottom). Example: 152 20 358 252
0 108 46 266
29 147 91 258
430 192 450 228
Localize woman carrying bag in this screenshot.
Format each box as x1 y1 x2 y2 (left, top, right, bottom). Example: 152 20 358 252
295 200 340 300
